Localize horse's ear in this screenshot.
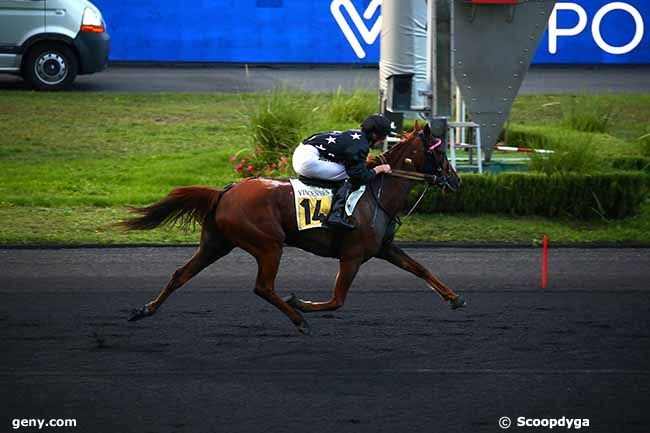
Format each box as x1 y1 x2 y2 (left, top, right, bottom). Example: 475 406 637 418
423 122 431 138
414 120 421 131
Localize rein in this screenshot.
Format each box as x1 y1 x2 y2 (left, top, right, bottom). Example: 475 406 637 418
367 175 432 243
375 153 439 184
403 184 431 220
368 175 392 221
390 169 437 183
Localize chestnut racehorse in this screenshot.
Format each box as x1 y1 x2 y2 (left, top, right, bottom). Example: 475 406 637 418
122 122 465 334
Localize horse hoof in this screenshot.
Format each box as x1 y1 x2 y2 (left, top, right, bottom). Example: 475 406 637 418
128 305 151 322
450 296 467 310
295 318 311 336
285 293 309 312
284 293 299 308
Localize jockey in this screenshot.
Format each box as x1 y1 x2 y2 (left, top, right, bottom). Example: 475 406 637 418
292 113 393 230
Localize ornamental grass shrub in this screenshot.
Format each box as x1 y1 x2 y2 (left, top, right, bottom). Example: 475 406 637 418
237 88 308 177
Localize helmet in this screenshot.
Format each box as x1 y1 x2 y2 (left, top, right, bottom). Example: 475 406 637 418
361 114 392 138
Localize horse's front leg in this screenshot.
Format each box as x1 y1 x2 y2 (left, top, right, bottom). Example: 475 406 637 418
286 258 362 313
377 243 466 309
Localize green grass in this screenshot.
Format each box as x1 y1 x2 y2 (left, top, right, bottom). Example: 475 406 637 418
0 206 196 244
507 94 650 146
0 150 235 206
504 123 636 157
560 95 614 133
0 92 306 206
1 91 650 245
2 201 649 245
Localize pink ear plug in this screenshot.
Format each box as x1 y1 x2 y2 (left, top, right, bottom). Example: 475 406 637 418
428 138 442 152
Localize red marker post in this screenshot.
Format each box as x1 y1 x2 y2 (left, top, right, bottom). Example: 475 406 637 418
542 235 549 289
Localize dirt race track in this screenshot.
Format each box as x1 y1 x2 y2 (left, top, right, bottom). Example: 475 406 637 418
1 246 649 433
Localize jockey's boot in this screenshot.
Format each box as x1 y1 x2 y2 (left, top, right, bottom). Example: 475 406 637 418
325 180 356 230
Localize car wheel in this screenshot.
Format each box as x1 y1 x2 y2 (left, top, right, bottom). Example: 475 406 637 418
22 43 79 91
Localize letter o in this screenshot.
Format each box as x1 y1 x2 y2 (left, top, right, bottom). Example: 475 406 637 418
592 2 645 55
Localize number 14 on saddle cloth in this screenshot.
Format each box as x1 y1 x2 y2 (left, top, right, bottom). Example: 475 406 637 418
289 179 366 231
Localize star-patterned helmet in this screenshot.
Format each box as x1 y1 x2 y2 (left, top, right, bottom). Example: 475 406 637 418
361 114 392 139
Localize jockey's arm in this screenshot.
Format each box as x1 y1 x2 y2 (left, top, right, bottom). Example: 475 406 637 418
340 132 391 187
365 154 392 174
345 158 376 187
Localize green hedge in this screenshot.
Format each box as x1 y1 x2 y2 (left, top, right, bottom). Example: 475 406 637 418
610 156 650 174
409 172 649 220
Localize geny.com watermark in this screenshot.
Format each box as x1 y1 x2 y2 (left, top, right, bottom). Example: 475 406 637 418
12 419 76 430
499 416 590 429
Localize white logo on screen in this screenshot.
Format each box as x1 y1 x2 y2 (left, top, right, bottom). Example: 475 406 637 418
549 1 645 55
331 0 382 59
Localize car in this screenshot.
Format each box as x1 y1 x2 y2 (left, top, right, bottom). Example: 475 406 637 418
0 0 110 90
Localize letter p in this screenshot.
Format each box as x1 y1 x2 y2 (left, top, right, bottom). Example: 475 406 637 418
548 2 588 54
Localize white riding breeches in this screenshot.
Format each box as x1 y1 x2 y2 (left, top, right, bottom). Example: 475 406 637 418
292 144 348 181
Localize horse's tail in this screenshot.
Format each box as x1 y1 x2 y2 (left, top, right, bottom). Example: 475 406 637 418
119 186 223 231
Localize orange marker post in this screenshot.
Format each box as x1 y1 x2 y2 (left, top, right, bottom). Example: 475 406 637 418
542 235 549 289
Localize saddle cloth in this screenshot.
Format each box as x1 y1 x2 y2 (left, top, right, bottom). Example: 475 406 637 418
289 179 366 231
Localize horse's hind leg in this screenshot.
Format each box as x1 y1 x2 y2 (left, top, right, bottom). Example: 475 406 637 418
252 246 310 334
128 237 233 321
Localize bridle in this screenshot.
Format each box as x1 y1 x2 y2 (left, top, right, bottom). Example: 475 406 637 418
367 131 459 239
375 132 457 191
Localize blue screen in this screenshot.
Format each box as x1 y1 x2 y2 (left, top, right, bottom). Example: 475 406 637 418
92 0 649 64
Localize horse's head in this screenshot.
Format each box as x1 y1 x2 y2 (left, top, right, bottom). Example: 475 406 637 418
375 121 461 192
417 121 461 192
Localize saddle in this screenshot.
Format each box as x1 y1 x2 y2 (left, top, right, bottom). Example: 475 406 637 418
297 176 344 190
